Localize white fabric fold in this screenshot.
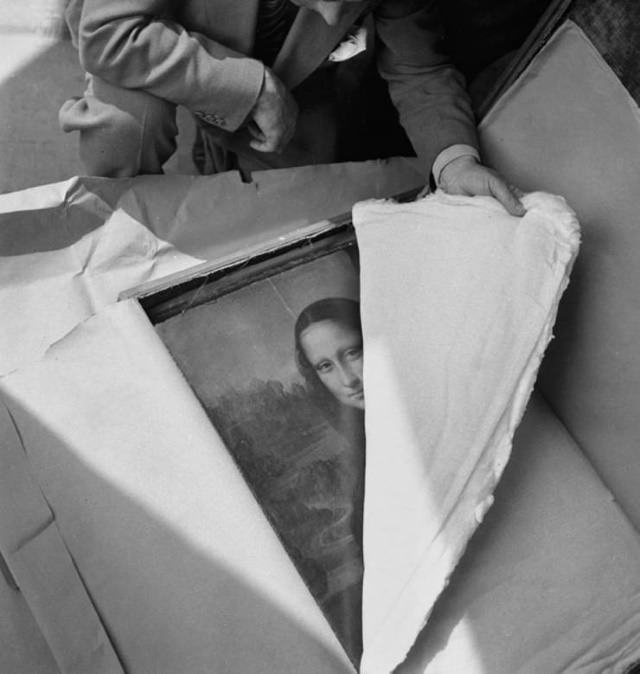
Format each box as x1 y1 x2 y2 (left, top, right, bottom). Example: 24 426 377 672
354 191 580 673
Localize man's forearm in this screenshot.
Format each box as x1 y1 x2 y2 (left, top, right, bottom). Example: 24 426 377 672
76 0 264 131
374 0 479 177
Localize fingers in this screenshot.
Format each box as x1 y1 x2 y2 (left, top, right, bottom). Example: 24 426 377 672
248 122 276 151
247 115 295 154
248 122 295 153
58 96 95 132
488 175 526 217
416 184 431 199
247 122 265 142
248 130 286 153
437 155 527 216
510 184 526 200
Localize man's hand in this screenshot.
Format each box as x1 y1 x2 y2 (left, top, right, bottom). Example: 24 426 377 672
247 68 298 154
438 155 526 217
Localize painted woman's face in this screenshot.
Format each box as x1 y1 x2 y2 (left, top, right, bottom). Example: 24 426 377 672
300 319 364 410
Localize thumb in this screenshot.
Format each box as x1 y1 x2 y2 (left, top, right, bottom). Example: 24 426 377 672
489 175 526 217
247 122 266 142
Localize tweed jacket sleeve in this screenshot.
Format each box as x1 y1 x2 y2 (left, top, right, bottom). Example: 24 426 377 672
74 0 265 132
373 0 479 175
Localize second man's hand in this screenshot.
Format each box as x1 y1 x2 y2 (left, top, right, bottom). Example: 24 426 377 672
248 67 298 154
438 155 526 217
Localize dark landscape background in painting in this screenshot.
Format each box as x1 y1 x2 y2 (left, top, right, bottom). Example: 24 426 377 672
155 249 364 663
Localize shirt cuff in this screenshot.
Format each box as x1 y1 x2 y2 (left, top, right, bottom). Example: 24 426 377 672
432 145 481 186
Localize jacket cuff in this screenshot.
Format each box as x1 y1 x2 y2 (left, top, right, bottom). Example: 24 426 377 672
194 57 265 132
432 144 480 185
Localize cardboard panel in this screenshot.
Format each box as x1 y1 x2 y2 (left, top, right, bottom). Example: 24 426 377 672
0 581 58 674
480 21 640 533
0 403 122 673
400 395 640 673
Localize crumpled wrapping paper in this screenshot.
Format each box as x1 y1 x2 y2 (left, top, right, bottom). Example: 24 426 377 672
0 180 582 672
0 159 422 377
0 160 423 674
1 299 356 674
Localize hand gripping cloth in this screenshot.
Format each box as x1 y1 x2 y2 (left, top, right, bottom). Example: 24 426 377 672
353 191 580 673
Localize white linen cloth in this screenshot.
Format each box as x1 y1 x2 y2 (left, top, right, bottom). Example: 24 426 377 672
354 191 580 673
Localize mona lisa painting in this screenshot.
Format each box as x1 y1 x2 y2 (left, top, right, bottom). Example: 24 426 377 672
142 230 365 665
